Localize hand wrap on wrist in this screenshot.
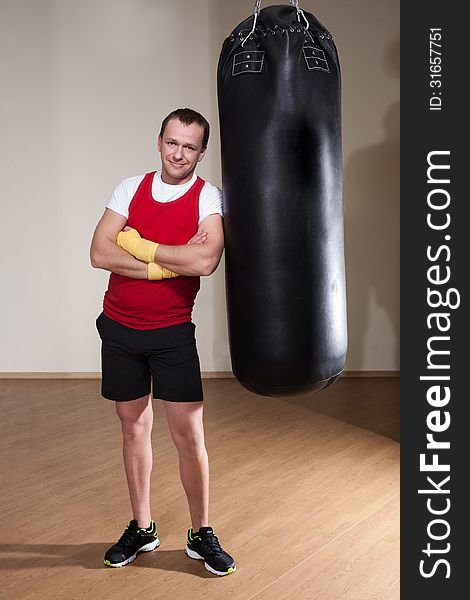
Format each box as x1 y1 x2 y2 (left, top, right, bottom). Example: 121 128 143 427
116 228 158 263
147 262 179 281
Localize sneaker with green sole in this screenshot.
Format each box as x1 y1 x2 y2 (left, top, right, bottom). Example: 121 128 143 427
185 526 236 576
104 519 160 567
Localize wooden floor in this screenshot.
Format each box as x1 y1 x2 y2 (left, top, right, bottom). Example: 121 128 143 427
0 378 399 600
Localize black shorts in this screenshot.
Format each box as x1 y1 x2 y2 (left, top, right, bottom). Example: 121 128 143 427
96 312 204 402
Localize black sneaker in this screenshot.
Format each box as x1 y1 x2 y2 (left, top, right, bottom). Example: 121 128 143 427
185 526 236 576
104 519 160 567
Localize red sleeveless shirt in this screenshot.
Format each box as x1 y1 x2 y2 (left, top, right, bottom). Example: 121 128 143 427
103 172 203 329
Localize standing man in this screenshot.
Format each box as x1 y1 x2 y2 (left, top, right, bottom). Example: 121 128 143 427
90 108 235 576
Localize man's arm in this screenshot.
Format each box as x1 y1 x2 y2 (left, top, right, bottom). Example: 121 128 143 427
154 214 224 276
90 208 148 279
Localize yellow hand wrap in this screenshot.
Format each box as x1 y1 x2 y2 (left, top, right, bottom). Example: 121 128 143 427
148 262 179 281
116 228 159 263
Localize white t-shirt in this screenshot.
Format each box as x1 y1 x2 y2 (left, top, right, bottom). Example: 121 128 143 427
106 170 223 224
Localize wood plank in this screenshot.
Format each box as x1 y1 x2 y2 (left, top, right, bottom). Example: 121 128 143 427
249 495 400 600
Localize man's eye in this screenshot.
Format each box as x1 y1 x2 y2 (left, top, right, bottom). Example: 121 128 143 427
167 142 175 146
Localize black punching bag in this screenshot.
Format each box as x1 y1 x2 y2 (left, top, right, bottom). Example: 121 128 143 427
218 2 347 397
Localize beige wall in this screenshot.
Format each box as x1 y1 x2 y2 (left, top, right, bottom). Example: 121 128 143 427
0 0 399 373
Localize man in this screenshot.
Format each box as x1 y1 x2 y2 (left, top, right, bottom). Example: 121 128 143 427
90 108 235 576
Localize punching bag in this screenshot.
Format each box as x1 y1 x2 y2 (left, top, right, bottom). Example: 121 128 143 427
218 1 347 397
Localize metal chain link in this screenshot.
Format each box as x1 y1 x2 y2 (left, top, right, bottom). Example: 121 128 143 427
243 0 308 46
253 0 300 14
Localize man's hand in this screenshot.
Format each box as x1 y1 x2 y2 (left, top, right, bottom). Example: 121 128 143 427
116 228 159 262
188 229 208 245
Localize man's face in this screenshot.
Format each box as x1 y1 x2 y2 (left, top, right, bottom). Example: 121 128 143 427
158 118 206 185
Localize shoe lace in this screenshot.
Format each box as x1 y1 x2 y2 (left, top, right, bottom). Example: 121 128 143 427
200 533 223 555
115 526 138 549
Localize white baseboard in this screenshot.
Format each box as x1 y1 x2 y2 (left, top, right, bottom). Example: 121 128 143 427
0 370 400 379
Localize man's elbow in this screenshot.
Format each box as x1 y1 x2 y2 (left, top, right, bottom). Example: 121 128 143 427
90 248 104 269
200 254 221 276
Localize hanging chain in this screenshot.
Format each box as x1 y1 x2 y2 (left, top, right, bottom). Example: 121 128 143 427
290 0 309 30
243 0 308 46
297 8 309 29
242 0 261 47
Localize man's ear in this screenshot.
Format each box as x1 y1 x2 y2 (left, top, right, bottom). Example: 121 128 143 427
157 135 162 152
197 148 207 163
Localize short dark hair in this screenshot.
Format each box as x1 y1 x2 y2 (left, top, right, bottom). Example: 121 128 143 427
159 108 210 149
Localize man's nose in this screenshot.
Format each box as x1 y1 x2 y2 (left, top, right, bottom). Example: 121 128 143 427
173 146 184 160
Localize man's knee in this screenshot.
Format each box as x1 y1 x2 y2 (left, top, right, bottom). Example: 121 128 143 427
172 427 206 455
120 419 152 443
115 396 153 440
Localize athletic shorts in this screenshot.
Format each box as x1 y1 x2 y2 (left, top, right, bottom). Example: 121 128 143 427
96 312 204 402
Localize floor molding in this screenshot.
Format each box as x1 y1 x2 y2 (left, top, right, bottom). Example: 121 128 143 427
0 370 400 380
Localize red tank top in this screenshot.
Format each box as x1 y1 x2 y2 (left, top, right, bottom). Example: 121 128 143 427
103 172 203 329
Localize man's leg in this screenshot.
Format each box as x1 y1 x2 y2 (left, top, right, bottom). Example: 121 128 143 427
115 394 154 528
162 400 209 531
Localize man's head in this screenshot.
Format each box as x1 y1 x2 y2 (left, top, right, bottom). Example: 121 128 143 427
158 108 210 185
